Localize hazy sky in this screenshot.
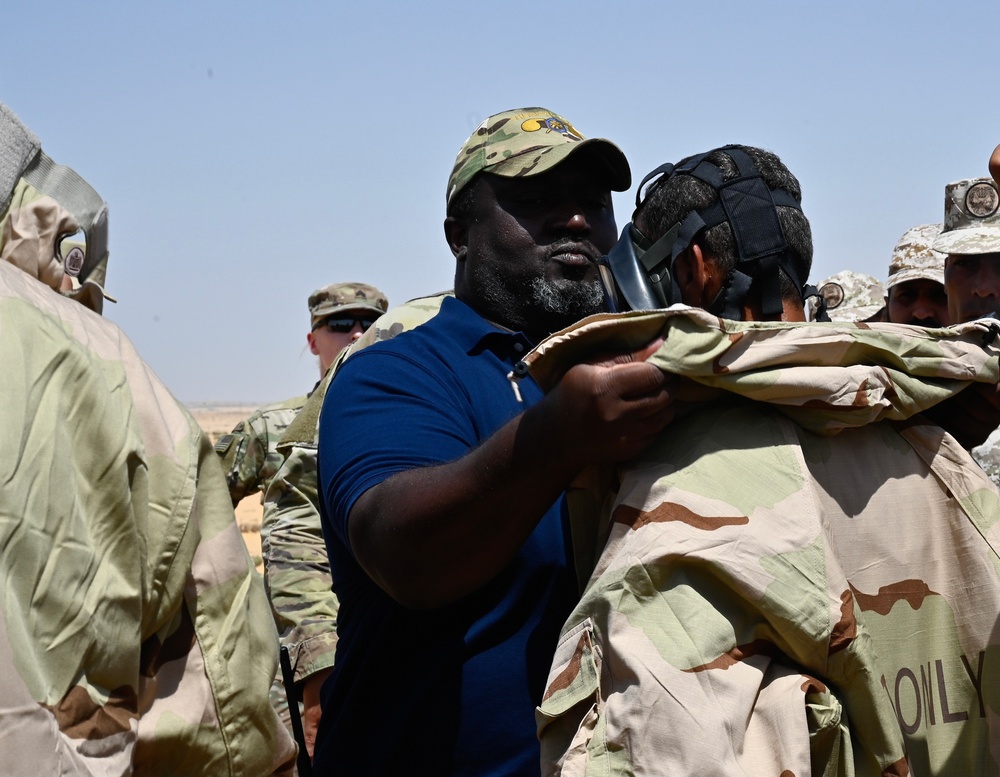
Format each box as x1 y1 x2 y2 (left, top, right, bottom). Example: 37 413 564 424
3 1 998 403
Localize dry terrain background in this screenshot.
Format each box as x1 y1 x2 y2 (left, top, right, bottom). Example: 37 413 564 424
189 405 265 568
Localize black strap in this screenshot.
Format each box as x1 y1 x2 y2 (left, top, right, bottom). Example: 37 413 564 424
629 146 809 318
802 283 829 321
634 162 675 212
679 146 803 318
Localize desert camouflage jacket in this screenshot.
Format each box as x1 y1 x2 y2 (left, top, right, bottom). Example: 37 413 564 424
216 394 309 506
527 308 1000 777
262 292 452 684
0 261 296 776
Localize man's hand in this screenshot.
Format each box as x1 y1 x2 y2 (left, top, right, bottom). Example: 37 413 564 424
923 382 1000 449
538 338 677 467
990 143 1000 187
301 667 332 759
349 338 704 609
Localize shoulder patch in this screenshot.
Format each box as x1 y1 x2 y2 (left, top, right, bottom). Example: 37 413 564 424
214 433 236 454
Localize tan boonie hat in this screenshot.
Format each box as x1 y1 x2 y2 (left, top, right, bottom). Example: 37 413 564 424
808 270 886 323
309 282 389 327
932 177 1000 255
887 223 945 290
446 107 630 207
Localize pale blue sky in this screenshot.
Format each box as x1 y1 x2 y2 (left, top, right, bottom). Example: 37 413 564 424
3 0 998 402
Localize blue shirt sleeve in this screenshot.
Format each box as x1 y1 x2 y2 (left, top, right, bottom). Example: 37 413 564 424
318 345 481 548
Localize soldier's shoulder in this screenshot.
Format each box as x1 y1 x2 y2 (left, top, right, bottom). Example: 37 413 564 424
255 393 309 417
345 291 453 356
243 394 309 431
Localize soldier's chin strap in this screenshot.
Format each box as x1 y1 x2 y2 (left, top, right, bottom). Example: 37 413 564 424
631 146 808 319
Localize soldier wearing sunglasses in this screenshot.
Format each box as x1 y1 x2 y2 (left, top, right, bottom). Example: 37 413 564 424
216 282 388 507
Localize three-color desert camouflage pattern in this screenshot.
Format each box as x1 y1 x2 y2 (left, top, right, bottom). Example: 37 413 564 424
261 292 452 683
216 394 309 506
0 260 296 776
527 307 1000 777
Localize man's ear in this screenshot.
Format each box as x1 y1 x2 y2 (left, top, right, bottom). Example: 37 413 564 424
307 331 319 356
444 216 468 261
674 243 713 307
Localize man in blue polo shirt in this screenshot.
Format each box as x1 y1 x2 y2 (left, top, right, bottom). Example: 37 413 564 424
314 107 678 775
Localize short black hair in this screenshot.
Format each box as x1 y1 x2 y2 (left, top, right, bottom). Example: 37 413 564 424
635 145 813 307
447 176 478 221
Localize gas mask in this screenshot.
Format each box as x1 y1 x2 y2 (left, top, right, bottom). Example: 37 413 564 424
599 146 822 319
0 103 110 312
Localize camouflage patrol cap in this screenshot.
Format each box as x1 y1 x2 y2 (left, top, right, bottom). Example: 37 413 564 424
808 270 886 323
887 223 945 290
308 282 389 326
446 107 630 207
932 177 1000 255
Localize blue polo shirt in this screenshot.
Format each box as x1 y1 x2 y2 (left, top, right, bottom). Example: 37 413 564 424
314 296 577 776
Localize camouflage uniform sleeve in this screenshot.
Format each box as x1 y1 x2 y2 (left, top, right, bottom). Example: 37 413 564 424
138 415 297 777
0 266 296 777
216 399 309 508
216 411 269 506
261 379 338 684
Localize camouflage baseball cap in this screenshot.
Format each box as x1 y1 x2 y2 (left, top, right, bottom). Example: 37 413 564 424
887 223 945 290
932 177 1000 255
308 282 389 326
446 107 630 207
808 270 886 323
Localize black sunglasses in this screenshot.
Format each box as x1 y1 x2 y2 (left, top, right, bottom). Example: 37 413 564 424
315 316 378 334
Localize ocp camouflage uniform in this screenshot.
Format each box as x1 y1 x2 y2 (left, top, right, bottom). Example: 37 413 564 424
216 394 309 507
261 379 335 689
260 292 451 718
0 254 295 776
529 308 1000 777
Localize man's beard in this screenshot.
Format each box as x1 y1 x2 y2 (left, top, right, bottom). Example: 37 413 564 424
530 277 606 325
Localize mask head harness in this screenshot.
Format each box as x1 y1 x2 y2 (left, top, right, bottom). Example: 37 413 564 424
599 145 822 319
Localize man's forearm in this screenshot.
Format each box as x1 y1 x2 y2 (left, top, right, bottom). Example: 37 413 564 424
347 354 676 609
349 406 580 609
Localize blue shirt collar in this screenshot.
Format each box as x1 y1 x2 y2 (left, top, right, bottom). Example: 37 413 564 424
440 295 535 358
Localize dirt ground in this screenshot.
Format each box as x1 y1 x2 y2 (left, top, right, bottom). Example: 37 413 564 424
188 405 264 567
